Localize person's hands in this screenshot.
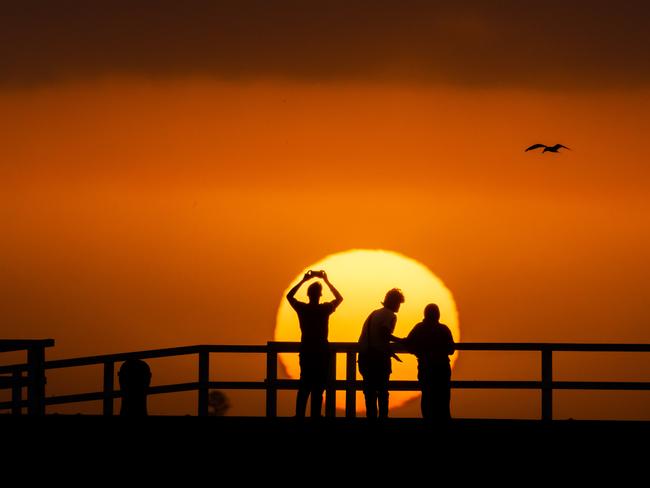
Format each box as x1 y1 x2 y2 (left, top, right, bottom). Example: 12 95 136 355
303 271 313 281
321 271 329 282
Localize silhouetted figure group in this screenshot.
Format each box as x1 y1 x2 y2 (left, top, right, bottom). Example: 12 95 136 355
286 271 455 422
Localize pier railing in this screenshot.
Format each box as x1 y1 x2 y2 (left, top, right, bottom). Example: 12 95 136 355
0 339 55 415
1 341 649 420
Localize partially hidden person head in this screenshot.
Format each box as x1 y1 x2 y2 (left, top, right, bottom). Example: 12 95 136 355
424 303 440 323
118 358 152 416
307 282 323 303
382 288 405 313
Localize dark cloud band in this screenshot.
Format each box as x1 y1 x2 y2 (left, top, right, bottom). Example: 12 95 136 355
2 1 649 88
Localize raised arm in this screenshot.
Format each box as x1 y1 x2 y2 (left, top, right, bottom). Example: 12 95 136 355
322 271 343 309
286 272 311 309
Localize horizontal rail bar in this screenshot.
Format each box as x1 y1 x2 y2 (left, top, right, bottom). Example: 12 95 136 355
44 346 207 369
209 381 267 390
269 341 650 352
280 380 546 390
552 381 650 391
530 344 650 352
0 345 270 373
2 342 649 374
0 339 54 353
1 382 204 408
204 345 268 353
3 378 649 411
0 376 32 389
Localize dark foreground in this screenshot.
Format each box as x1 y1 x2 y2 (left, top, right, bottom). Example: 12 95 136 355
2 416 647 477
4 415 648 447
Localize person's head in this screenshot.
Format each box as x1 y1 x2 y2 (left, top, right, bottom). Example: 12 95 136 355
118 359 152 389
307 282 322 303
424 303 440 323
382 288 405 312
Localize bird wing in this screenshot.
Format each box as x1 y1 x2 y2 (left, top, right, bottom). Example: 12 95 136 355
525 144 546 152
554 144 570 150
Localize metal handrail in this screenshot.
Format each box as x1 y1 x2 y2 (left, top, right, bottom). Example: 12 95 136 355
1 341 648 419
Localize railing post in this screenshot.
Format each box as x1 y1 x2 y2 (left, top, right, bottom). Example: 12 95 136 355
325 350 337 418
103 361 114 416
27 345 46 415
345 351 357 418
266 343 277 418
12 368 22 415
541 347 553 421
198 349 209 417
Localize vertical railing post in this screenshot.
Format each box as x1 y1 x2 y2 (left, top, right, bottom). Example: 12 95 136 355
198 349 209 416
27 345 46 415
12 368 23 415
103 361 114 416
541 346 553 421
345 351 357 418
266 343 277 418
325 350 337 418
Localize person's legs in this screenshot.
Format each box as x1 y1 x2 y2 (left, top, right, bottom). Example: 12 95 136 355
441 385 451 420
439 375 452 420
295 386 309 417
420 383 432 419
378 389 389 419
311 350 330 418
296 353 312 418
431 366 452 421
362 373 378 419
310 387 324 417
309 353 328 418
377 362 391 419
365 391 378 419
378 377 390 418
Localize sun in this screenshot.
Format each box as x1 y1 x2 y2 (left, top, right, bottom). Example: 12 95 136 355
275 249 460 414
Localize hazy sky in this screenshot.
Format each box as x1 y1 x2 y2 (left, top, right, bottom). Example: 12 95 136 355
2 1 650 88
1 2 649 419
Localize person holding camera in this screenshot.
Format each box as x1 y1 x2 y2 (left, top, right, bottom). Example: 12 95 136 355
286 270 343 418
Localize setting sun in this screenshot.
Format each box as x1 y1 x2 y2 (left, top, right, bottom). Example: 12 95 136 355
275 249 460 413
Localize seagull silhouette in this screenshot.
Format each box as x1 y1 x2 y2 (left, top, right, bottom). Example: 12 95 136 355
525 143 570 153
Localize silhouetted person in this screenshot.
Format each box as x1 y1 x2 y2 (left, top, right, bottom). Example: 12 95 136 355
404 304 455 421
358 288 405 419
287 270 343 418
118 359 152 416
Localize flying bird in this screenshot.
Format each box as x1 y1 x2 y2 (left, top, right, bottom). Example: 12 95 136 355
525 143 570 153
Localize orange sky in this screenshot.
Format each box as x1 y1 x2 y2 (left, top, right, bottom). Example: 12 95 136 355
1 79 649 418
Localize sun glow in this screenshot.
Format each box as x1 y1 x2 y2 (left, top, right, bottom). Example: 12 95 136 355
275 249 460 413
